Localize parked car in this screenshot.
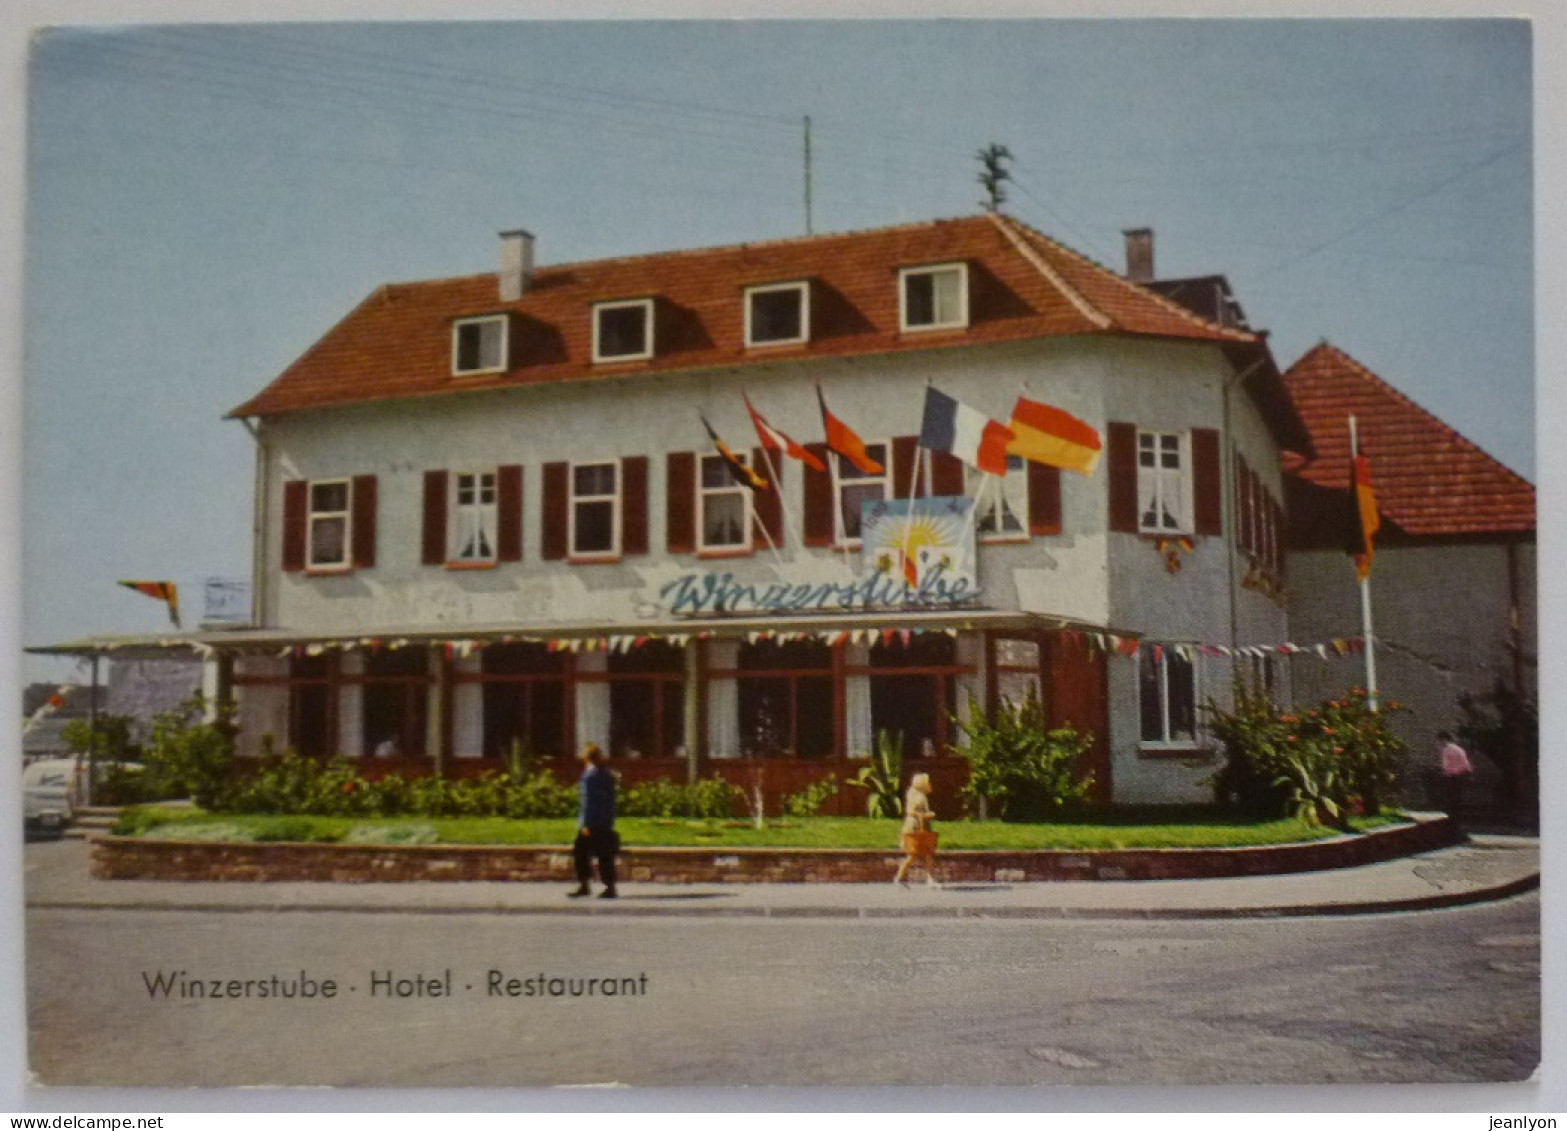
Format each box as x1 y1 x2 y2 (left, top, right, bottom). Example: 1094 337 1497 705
22 757 83 837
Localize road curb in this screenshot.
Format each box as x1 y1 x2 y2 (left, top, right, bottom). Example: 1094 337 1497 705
26 868 1538 922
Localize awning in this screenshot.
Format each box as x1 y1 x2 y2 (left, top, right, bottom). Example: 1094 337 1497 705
27 607 1123 659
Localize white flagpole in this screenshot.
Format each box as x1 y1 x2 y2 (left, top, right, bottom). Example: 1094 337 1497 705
755 441 806 554
897 444 928 588
749 493 790 577
1349 414 1379 711
956 470 989 576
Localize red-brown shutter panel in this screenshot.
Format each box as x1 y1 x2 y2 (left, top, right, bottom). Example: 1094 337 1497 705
666 452 696 554
422 470 448 566
929 451 965 497
497 464 523 562
1028 462 1062 536
892 436 920 499
621 456 649 556
1192 428 1222 537
1107 422 1139 533
753 447 784 549
282 480 308 572
351 475 378 569
541 462 569 561
803 442 833 547
1233 455 1246 552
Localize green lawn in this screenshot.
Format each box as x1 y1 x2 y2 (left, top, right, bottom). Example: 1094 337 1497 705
113 806 1404 850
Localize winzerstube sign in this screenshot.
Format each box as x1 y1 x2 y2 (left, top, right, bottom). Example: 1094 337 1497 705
659 497 980 616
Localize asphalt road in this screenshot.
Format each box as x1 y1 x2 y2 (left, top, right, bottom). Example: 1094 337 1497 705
26 894 1539 1087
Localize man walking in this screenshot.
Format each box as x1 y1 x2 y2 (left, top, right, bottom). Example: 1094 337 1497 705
569 743 618 899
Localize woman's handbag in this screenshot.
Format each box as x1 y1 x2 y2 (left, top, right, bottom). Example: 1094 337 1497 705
903 829 938 855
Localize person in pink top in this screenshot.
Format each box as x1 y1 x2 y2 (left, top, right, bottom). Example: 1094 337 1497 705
1437 730 1474 823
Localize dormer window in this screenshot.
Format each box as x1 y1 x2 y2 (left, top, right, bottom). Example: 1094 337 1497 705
899 263 969 332
745 282 810 347
593 299 654 363
452 315 508 375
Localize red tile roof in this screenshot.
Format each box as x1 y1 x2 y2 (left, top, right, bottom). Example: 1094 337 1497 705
230 213 1257 419
1282 342 1534 538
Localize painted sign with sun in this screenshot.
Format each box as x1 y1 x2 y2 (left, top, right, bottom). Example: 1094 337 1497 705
860 496 978 594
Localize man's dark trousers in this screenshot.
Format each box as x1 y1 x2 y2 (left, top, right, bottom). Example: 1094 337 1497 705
574 829 618 891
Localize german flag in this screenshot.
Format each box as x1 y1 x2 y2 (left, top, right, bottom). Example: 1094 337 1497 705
1349 454 1380 581
119 580 181 627
701 417 769 491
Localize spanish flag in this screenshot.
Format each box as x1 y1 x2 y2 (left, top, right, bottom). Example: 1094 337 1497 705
1350 454 1380 581
701 417 769 491
119 580 181 628
1006 397 1102 476
816 385 884 475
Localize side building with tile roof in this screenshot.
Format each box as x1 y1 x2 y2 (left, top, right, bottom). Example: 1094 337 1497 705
35 212 1333 808
1281 342 1536 811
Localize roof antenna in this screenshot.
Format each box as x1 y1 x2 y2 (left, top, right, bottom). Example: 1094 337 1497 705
977 143 1013 213
804 115 814 236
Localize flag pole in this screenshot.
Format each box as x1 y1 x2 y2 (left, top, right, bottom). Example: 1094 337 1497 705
755 442 806 554
1349 414 1379 711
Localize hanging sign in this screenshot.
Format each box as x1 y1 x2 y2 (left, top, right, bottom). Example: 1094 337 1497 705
860 496 977 591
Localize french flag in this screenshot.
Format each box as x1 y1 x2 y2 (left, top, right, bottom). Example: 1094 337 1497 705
917 387 1015 477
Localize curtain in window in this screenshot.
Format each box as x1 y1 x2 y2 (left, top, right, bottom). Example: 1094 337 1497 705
451 654 484 757
844 643 873 758
705 640 741 758
574 651 610 753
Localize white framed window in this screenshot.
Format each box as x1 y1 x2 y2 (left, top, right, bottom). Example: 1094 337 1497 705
307 479 352 570
831 440 891 546
569 461 620 558
1137 430 1192 534
592 299 654 362
451 471 498 563
744 281 810 347
452 315 508 375
699 454 752 552
966 455 1030 541
899 263 969 332
1139 643 1198 747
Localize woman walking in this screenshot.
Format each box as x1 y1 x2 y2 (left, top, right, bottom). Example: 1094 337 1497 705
894 772 939 887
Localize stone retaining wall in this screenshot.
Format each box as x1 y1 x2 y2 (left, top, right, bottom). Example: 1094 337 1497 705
91 816 1458 884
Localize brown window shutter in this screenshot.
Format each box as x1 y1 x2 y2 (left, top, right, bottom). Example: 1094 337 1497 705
1028 462 1062 536
497 464 523 562
753 447 784 548
666 452 696 554
1107 422 1139 533
892 435 921 499
351 475 378 569
1273 498 1287 577
929 451 965 497
803 442 834 547
422 470 448 565
541 462 569 561
621 456 649 556
1192 428 1222 537
282 480 308 572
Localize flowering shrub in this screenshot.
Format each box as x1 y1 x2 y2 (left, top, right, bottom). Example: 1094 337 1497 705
1206 687 1404 822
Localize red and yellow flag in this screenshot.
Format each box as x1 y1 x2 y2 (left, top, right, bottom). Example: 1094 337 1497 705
1006 396 1102 476
118 580 181 628
1350 454 1380 581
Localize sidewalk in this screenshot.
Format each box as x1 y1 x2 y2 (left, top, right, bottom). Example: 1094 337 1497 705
24 833 1538 920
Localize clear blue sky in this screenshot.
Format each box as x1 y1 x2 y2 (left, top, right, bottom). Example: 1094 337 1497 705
17 18 1534 679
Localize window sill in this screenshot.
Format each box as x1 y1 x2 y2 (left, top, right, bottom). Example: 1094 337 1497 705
744 337 810 351
450 367 508 378
590 354 653 366
568 554 623 565
1137 530 1195 540
1137 745 1212 760
899 321 969 336
978 532 1031 545
444 560 498 571
698 547 754 560
304 566 354 577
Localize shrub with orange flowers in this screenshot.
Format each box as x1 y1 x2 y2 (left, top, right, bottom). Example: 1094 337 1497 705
1206 686 1405 822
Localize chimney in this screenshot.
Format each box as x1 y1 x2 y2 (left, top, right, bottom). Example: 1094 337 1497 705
498 229 535 302
1122 227 1154 283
